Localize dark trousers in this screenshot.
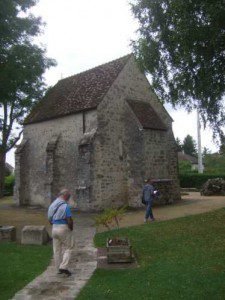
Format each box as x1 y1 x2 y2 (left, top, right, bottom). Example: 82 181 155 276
145 201 154 220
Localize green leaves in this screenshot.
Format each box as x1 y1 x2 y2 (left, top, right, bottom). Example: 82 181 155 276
0 0 56 151
183 134 197 156
0 0 56 195
94 206 127 230
131 0 225 139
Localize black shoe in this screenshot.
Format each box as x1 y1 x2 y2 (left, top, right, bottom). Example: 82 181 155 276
58 269 72 276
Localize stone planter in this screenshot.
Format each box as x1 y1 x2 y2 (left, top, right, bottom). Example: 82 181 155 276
0 226 16 242
107 237 132 263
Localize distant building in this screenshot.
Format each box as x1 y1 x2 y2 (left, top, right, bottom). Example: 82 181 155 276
178 151 204 172
14 54 180 210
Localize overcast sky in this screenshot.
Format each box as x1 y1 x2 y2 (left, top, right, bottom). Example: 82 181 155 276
6 0 219 166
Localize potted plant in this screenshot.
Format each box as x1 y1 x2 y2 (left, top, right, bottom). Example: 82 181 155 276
95 206 132 263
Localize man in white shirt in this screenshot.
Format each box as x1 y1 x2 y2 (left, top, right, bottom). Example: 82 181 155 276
48 189 74 276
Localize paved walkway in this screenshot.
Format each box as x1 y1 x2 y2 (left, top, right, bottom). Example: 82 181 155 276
12 214 97 300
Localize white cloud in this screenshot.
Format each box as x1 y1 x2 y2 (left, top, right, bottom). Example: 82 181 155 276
166 104 219 152
32 0 138 85
6 0 221 165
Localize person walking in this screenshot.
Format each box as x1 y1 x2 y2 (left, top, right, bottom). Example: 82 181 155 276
48 189 74 276
142 178 155 223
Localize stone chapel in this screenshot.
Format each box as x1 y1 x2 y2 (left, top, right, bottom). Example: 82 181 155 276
14 54 180 210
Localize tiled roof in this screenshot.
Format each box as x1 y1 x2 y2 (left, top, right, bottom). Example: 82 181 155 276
24 54 132 124
127 99 167 131
178 152 198 164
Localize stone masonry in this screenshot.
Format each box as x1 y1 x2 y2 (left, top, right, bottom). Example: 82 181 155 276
14 54 181 210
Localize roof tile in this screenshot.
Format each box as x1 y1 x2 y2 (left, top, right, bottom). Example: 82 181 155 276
25 54 132 124
127 99 167 131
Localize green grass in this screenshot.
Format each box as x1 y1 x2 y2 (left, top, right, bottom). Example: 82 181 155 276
78 209 225 300
0 243 52 300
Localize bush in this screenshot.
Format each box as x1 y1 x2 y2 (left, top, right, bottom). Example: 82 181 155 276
179 173 225 189
4 174 15 196
201 178 225 196
178 160 192 173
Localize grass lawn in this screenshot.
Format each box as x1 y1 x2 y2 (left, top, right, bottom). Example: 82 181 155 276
78 209 225 300
0 243 52 300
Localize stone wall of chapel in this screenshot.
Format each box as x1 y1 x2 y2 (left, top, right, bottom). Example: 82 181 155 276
90 56 180 209
17 110 97 208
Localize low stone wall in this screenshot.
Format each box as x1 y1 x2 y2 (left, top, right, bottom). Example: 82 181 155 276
0 226 16 242
21 226 49 245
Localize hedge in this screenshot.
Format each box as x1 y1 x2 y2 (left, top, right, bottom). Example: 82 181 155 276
4 174 15 196
179 173 225 189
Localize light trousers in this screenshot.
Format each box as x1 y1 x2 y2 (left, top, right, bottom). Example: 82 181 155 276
52 224 74 270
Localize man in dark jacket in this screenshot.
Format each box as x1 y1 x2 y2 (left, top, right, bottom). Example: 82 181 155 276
142 178 155 223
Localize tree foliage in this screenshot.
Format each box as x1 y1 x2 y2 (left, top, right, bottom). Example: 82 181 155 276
0 0 56 196
219 137 225 155
175 137 183 151
182 134 197 156
131 0 225 138
178 160 192 174
204 153 225 174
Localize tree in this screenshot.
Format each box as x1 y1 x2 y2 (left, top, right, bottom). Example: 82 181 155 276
204 153 225 174
0 0 56 197
182 135 197 156
202 147 211 157
219 144 225 156
131 0 225 139
219 136 225 155
178 160 192 174
175 137 183 151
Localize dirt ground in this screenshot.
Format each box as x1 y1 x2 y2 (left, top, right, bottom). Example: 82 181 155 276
118 192 225 230
1 193 225 240
0 197 51 241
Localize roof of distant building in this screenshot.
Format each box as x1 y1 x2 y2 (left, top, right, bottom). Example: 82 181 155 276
178 151 199 164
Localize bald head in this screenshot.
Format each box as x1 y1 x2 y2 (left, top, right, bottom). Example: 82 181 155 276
58 189 71 201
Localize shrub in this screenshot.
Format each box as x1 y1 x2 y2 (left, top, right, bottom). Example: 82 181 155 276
180 173 225 189
4 174 15 196
201 178 225 196
178 160 192 173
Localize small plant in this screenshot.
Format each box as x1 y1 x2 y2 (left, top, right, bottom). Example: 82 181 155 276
94 212 113 231
95 206 127 231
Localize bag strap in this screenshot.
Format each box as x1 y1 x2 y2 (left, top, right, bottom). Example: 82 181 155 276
51 202 65 222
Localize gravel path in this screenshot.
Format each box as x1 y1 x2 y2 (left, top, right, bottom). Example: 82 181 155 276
113 192 225 230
